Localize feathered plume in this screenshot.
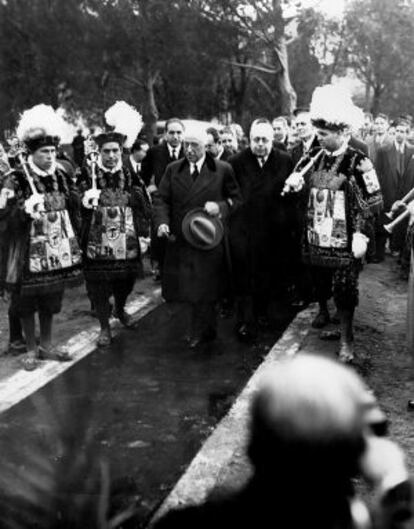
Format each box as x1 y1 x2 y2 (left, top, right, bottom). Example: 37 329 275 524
16 104 66 143
105 101 143 149
310 84 364 132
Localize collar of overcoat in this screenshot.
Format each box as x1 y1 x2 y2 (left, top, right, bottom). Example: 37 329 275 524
176 153 217 205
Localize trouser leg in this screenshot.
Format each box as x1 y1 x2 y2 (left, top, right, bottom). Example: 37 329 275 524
332 263 360 346
8 305 23 343
38 312 53 350
113 277 135 314
87 280 112 330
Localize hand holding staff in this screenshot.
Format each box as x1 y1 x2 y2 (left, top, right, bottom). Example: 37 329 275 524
281 149 323 196
82 136 101 209
11 142 45 219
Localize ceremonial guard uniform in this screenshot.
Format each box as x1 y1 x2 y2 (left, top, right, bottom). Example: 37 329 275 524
284 85 383 361
78 102 150 346
0 104 82 370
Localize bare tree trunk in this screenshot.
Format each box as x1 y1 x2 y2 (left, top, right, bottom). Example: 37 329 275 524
364 83 371 111
274 38 297 115
143 72 159 145
371 84 382 115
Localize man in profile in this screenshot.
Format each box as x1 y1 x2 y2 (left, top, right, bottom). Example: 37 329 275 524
153 354 412 529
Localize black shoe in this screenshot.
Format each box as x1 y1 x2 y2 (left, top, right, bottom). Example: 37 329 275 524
113 309 134 328
311 311 330 328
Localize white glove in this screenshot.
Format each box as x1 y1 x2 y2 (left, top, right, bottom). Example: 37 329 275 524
147 184 157 195
204 201 220 216
360 437 408 493
0 187 14 209
139 236 150 254
282 172 305 195
352 232 369 259
157 224 170 238
24 194 45 219
82 188 101 209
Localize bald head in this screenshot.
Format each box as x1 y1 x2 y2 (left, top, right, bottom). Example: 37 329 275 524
248 355 381 483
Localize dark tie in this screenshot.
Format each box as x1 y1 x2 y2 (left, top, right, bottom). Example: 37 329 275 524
398 148 404 175
192 165 199 181
172 148 177 160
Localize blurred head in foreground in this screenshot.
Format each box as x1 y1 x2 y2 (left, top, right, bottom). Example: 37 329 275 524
248 354 384 491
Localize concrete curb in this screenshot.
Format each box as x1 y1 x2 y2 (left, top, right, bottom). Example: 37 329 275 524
0 288 162 414
149 303 316 525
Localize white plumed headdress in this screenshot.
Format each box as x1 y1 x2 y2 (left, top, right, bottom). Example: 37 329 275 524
95 101 143 149
16 104 66 152
310 84 364 132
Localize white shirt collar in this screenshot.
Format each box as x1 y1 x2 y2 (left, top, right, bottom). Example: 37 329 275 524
167 143 180 158
192 155 206 173
129 154 139 172
27 156 57 177
394 141 405 153
303 134 315 152
97 157 123 173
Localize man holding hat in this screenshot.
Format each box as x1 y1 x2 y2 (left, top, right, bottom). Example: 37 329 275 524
283 85 383 362
77 101 151 347
0 104 82 370
153 124 242 349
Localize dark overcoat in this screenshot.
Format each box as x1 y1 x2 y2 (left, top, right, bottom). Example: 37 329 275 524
228 147 294 298
141 142 185 187
376 143 414 251
153 155 242 303
376 143 414 211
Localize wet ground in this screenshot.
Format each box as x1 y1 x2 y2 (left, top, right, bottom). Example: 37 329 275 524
0 301 296 525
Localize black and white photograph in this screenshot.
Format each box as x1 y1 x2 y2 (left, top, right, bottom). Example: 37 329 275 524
0 0 413 527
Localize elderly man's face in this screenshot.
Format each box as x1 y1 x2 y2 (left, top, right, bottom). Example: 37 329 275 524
100 141 122 169
250 124 273 158
32 146 57 171
184 136 205 164
220 133 235 153
295 113 314 141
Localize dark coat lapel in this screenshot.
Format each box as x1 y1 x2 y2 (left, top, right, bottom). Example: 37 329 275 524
181 155 217 206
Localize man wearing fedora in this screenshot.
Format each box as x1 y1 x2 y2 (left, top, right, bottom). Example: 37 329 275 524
153 125 242 349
